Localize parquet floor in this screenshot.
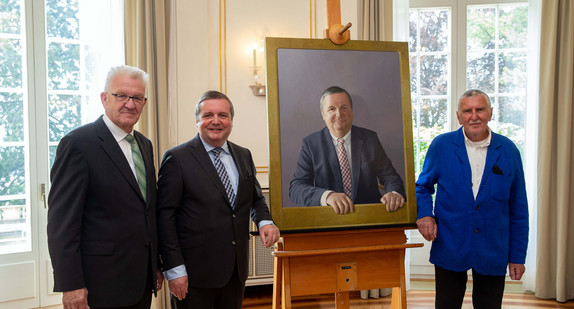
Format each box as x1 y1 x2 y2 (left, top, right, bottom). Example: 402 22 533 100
242 284 574 308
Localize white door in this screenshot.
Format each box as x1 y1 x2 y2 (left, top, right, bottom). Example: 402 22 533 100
0 0 123 307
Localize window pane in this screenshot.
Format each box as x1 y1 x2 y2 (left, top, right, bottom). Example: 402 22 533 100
421 55 448 95
499 51 527 93
0 38 23 88
499 5 528 49
498 96 525 128
0 92 24 142
467 51 495 93
0 0 21 34
419 10 449 52
48 94 81 142
467 7 495 50
420 98 448 134
47 42 80 90
46 0 79 40
0 146 25 196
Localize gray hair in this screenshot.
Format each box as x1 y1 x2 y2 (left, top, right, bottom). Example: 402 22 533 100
319 86 353 112
104 65 149 93
195 90 235 119
458 89 492 110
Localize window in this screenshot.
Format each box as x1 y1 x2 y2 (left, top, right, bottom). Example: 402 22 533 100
409 1 529 176
0 0 123 260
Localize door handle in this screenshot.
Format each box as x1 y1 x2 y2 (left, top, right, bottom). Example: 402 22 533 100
41 184 47 209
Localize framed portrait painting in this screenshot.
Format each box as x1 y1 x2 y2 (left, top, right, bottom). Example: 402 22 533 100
266 37 416 232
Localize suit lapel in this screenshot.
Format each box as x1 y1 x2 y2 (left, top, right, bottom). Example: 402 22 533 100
322 128 344 192
95 117 143 201
453 128 472 183
188 136 233 208
478 133 502 200
350 126 362 201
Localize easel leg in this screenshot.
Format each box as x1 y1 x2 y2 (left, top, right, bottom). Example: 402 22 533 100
391 249 408 309
272 255 282 309
281 257 292 309
335 292 350 309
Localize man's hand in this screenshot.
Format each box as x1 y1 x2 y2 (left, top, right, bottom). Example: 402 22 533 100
326 192 354 214
156 269 164 291
259 224 280 248
416 216 437 241
380 192 405 212
508 263 525 280
62 288 89 309
168 276 188 300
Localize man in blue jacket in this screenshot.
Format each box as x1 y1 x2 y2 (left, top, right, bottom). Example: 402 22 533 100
416 89 529 308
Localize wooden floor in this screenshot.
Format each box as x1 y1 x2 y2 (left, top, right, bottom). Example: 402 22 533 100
242 285 574 308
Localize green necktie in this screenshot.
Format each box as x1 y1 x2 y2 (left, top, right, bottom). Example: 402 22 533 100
125 134 147 201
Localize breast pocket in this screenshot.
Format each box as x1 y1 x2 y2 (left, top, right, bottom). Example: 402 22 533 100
490 174 512 203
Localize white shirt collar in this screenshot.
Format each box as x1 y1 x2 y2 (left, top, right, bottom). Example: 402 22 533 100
102 114 134 141
199 135 230 155
329 129 352 144
462 127 491 148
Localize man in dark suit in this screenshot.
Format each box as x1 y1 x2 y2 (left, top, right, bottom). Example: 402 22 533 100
47 65 163 309
289 86 405 215
157 90 280 309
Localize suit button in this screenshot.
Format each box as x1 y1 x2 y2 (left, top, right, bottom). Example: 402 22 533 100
474 229 478 233
475 205 480 210
232 241 237 245
145 242 150 247
232 214 236 218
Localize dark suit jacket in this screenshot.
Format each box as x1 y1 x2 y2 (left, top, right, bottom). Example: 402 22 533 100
157 135 272 288
47 116 158 308
289 125 405 206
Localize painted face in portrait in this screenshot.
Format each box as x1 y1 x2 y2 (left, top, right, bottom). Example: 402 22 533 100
196 98 234 147
456 94 493 142
101 74 147 133
321 92 354 138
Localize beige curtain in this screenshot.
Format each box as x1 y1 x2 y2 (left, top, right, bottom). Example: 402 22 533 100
125 1 174 308
125 0 174 168
536 0 574 303
358 0 393 40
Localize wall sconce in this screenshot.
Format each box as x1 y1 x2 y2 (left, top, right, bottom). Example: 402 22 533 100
249 48 266 96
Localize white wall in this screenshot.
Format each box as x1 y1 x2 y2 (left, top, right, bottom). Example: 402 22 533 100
171 0 358 187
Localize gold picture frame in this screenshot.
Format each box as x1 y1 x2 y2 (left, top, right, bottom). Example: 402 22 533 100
266 37 416 232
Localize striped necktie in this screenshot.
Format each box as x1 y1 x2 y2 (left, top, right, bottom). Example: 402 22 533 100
125 134 147 201
211 147 236 207
337 138 352 199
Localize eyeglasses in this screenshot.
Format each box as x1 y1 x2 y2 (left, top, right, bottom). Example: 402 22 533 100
110 93 147 104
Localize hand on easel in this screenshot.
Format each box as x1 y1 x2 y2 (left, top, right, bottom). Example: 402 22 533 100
326 192 354 214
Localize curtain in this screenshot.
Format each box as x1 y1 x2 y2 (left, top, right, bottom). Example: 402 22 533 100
125 0 176 168
358 0 393 40
124 1 176 308
536 0 574 302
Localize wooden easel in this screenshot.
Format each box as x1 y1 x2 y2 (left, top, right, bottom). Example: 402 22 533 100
272 228 422 309
271 2 423 308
